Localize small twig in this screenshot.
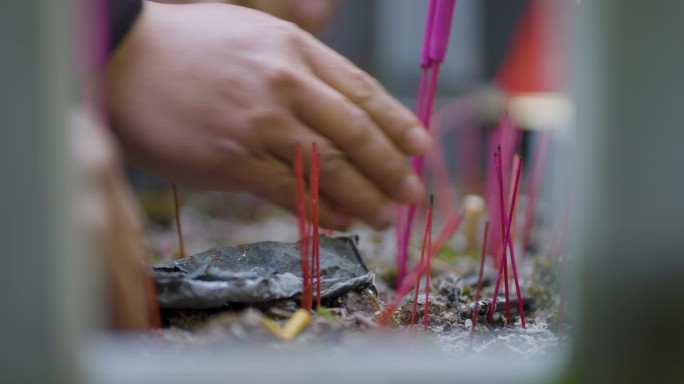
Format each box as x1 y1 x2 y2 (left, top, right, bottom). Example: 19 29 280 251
171 183 185 258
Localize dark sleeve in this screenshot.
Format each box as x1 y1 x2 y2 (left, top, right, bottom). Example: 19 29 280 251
109 0 143 53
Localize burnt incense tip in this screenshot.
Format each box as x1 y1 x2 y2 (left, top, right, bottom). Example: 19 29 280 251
497 144 502 150
429 194 434 206
493 152 498 157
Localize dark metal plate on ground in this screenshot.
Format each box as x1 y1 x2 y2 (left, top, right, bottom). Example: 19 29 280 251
153 236 375 309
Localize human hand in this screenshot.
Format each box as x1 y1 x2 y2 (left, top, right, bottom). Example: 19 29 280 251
106 1 432 230
151 0 339 35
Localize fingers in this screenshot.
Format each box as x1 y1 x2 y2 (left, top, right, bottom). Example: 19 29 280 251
290 75 426 206
300 34 433 156
262 117 398 229
243 153 350 231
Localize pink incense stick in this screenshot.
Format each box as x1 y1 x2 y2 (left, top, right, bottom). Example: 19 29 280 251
420 0 438 69
429 0 457 64
423 196 434 330
412 64 441 175
416 68 431 125
397 0 456 288
398 66 440 286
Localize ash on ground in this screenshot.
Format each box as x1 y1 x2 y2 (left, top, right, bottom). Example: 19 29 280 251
143 191 569 357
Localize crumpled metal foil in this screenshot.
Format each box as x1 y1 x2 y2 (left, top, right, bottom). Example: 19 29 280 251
153 236 375 309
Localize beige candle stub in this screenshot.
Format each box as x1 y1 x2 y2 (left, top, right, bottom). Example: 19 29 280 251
280 308 312 340
462 195 485 254
264 308 312 341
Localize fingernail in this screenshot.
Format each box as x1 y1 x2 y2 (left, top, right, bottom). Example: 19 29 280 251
404 127 432 154
397 174 425 203
375 203 396 227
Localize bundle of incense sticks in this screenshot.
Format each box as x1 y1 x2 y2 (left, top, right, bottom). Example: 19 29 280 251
293 143 321 312
485 114 522 264
397 0 457 287
380 208 463 326
488 150 526 328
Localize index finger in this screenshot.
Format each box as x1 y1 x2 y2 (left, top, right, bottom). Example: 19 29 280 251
301 34 433 157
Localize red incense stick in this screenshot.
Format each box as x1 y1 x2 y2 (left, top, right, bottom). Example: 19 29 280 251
171 183 185 258
381 210 463 326
294 144 311 311
410 205 428 326
410 196 433 327
503 156 527 328
309 144 321 308
489 148 510 324
489 151 526 326
496 147 511 325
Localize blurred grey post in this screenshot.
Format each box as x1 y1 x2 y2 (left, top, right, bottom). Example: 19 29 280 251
0 0 97 383
573 1 684 382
